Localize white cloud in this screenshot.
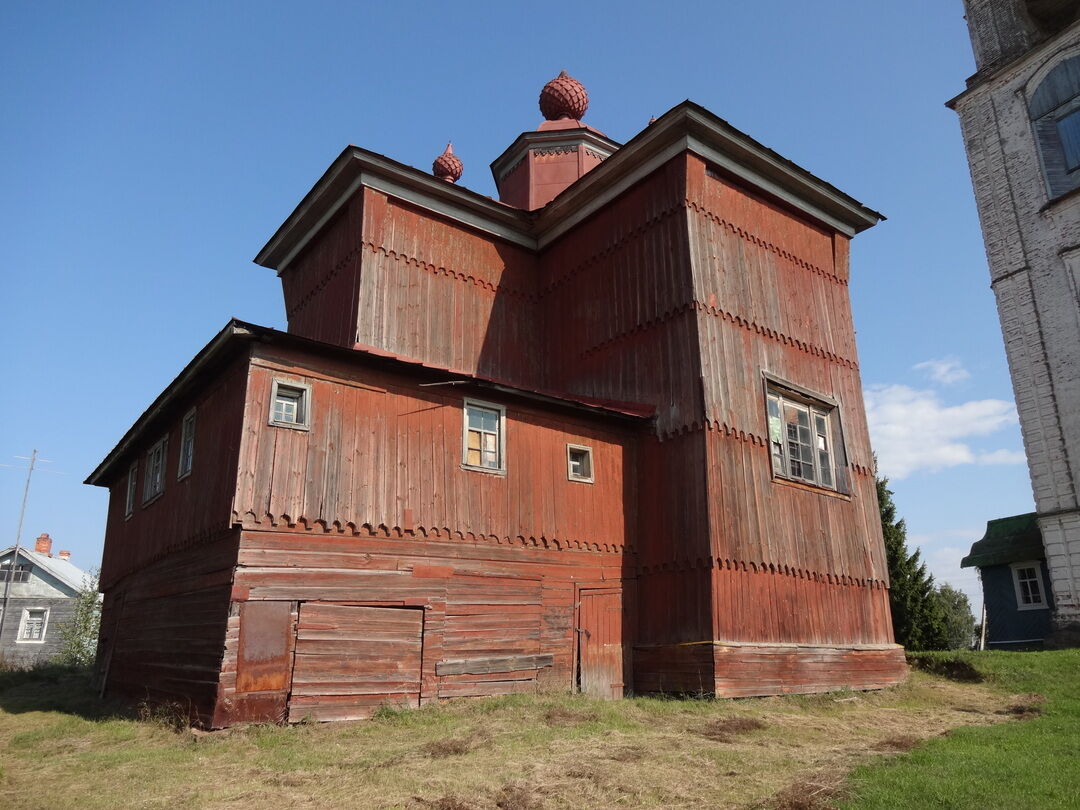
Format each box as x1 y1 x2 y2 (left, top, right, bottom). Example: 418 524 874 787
976 449 1028 466
913 356 970 385
865 384 1019 479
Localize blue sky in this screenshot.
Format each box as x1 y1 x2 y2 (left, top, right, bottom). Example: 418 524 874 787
1 1 1033 610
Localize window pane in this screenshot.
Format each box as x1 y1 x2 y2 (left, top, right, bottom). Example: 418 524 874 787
1058 109 1080 172
483 432 497 453
467 448 481 466
467 408 485 430
467 430 481 450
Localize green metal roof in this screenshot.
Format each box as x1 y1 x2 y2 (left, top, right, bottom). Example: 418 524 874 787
960 512 1045 569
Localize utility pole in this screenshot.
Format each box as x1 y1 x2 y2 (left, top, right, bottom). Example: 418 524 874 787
0 449 38 644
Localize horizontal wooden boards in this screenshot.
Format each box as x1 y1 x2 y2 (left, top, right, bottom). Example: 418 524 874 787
436 654 553 676
289 604 423 722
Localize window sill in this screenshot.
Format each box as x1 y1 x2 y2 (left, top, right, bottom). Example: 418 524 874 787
15 639 46 644
568 476 595 484
771 476 851 501
1039 182 1080 213
1016 603 1049 612
268 420 311 431
177 470 192 482
141 491 164 509
460 463 506 477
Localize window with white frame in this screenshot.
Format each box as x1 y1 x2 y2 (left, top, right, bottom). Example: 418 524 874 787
269 380 311 429
462 399 505 472
125 461 138 518
1011 562 1048 611
143 435 168 503
18 608 49 642
766 383 842 491
567 444 594 483
178 408 196 479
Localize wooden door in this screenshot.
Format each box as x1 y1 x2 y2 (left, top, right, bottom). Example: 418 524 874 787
577 589 625 699
288 604 423 722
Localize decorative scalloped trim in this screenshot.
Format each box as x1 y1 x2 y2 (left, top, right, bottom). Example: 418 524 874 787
231 512 628 554
637 555 887 589
364 241 538 302
687 198 847 287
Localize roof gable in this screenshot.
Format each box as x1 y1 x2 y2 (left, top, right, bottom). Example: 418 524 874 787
0 546 90 594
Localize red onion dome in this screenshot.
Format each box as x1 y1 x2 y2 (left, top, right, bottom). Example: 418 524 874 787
432 142 463 183
539 70 588 121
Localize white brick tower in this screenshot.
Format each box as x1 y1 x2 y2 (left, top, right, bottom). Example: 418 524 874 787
949 0 1080 629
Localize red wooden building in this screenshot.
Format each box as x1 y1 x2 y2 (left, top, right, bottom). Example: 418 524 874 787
87 73 906 727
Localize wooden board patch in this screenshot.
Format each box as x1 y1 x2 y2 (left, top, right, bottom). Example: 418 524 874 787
288 603 423 722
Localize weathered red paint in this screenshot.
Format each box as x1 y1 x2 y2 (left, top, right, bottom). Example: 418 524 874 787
89 92 906 727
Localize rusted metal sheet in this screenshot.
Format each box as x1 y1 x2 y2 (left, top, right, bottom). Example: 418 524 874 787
235 600 293 693
288 604 423 722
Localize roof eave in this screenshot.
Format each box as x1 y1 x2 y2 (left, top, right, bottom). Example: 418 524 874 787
254 146 537 274
534 101 883 245
85 321 254 487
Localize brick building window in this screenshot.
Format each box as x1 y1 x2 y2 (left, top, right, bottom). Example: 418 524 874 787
1029 54 1080 199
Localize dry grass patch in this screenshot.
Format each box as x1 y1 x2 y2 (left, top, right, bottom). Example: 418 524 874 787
0 669 1025 809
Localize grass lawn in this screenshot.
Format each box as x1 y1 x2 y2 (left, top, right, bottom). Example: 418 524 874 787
841 648 1080 810
0 651 1073 809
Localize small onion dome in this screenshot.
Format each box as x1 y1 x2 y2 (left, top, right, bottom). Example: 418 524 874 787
432 142 463 183
539 70 588 121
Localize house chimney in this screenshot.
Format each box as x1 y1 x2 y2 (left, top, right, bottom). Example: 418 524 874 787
35 533 52 556
59 550 71 561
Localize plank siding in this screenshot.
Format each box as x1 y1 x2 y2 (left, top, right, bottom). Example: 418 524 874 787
281 194 364 347
358 190 540 387
233 343 636 551
99 357 248 590
93 128 907 725
96 531 238 727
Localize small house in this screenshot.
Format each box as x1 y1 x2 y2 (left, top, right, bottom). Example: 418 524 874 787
962 513 1054 648
0 534 91 667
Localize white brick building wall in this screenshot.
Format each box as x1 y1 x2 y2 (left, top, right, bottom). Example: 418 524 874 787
952 2 1080 626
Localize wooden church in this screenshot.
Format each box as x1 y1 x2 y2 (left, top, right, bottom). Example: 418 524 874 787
87 73 906 727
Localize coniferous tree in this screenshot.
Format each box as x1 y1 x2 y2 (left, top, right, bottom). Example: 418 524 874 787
876 475 947 650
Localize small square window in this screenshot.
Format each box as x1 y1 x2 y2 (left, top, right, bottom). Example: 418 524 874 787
765 380 844 492
143 435 168 504
177 408 196 479
1011 562 1048 611
462 399 505 472
269 380 311 429
125 461 138 518
567 444 594 483
17 608 49 643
